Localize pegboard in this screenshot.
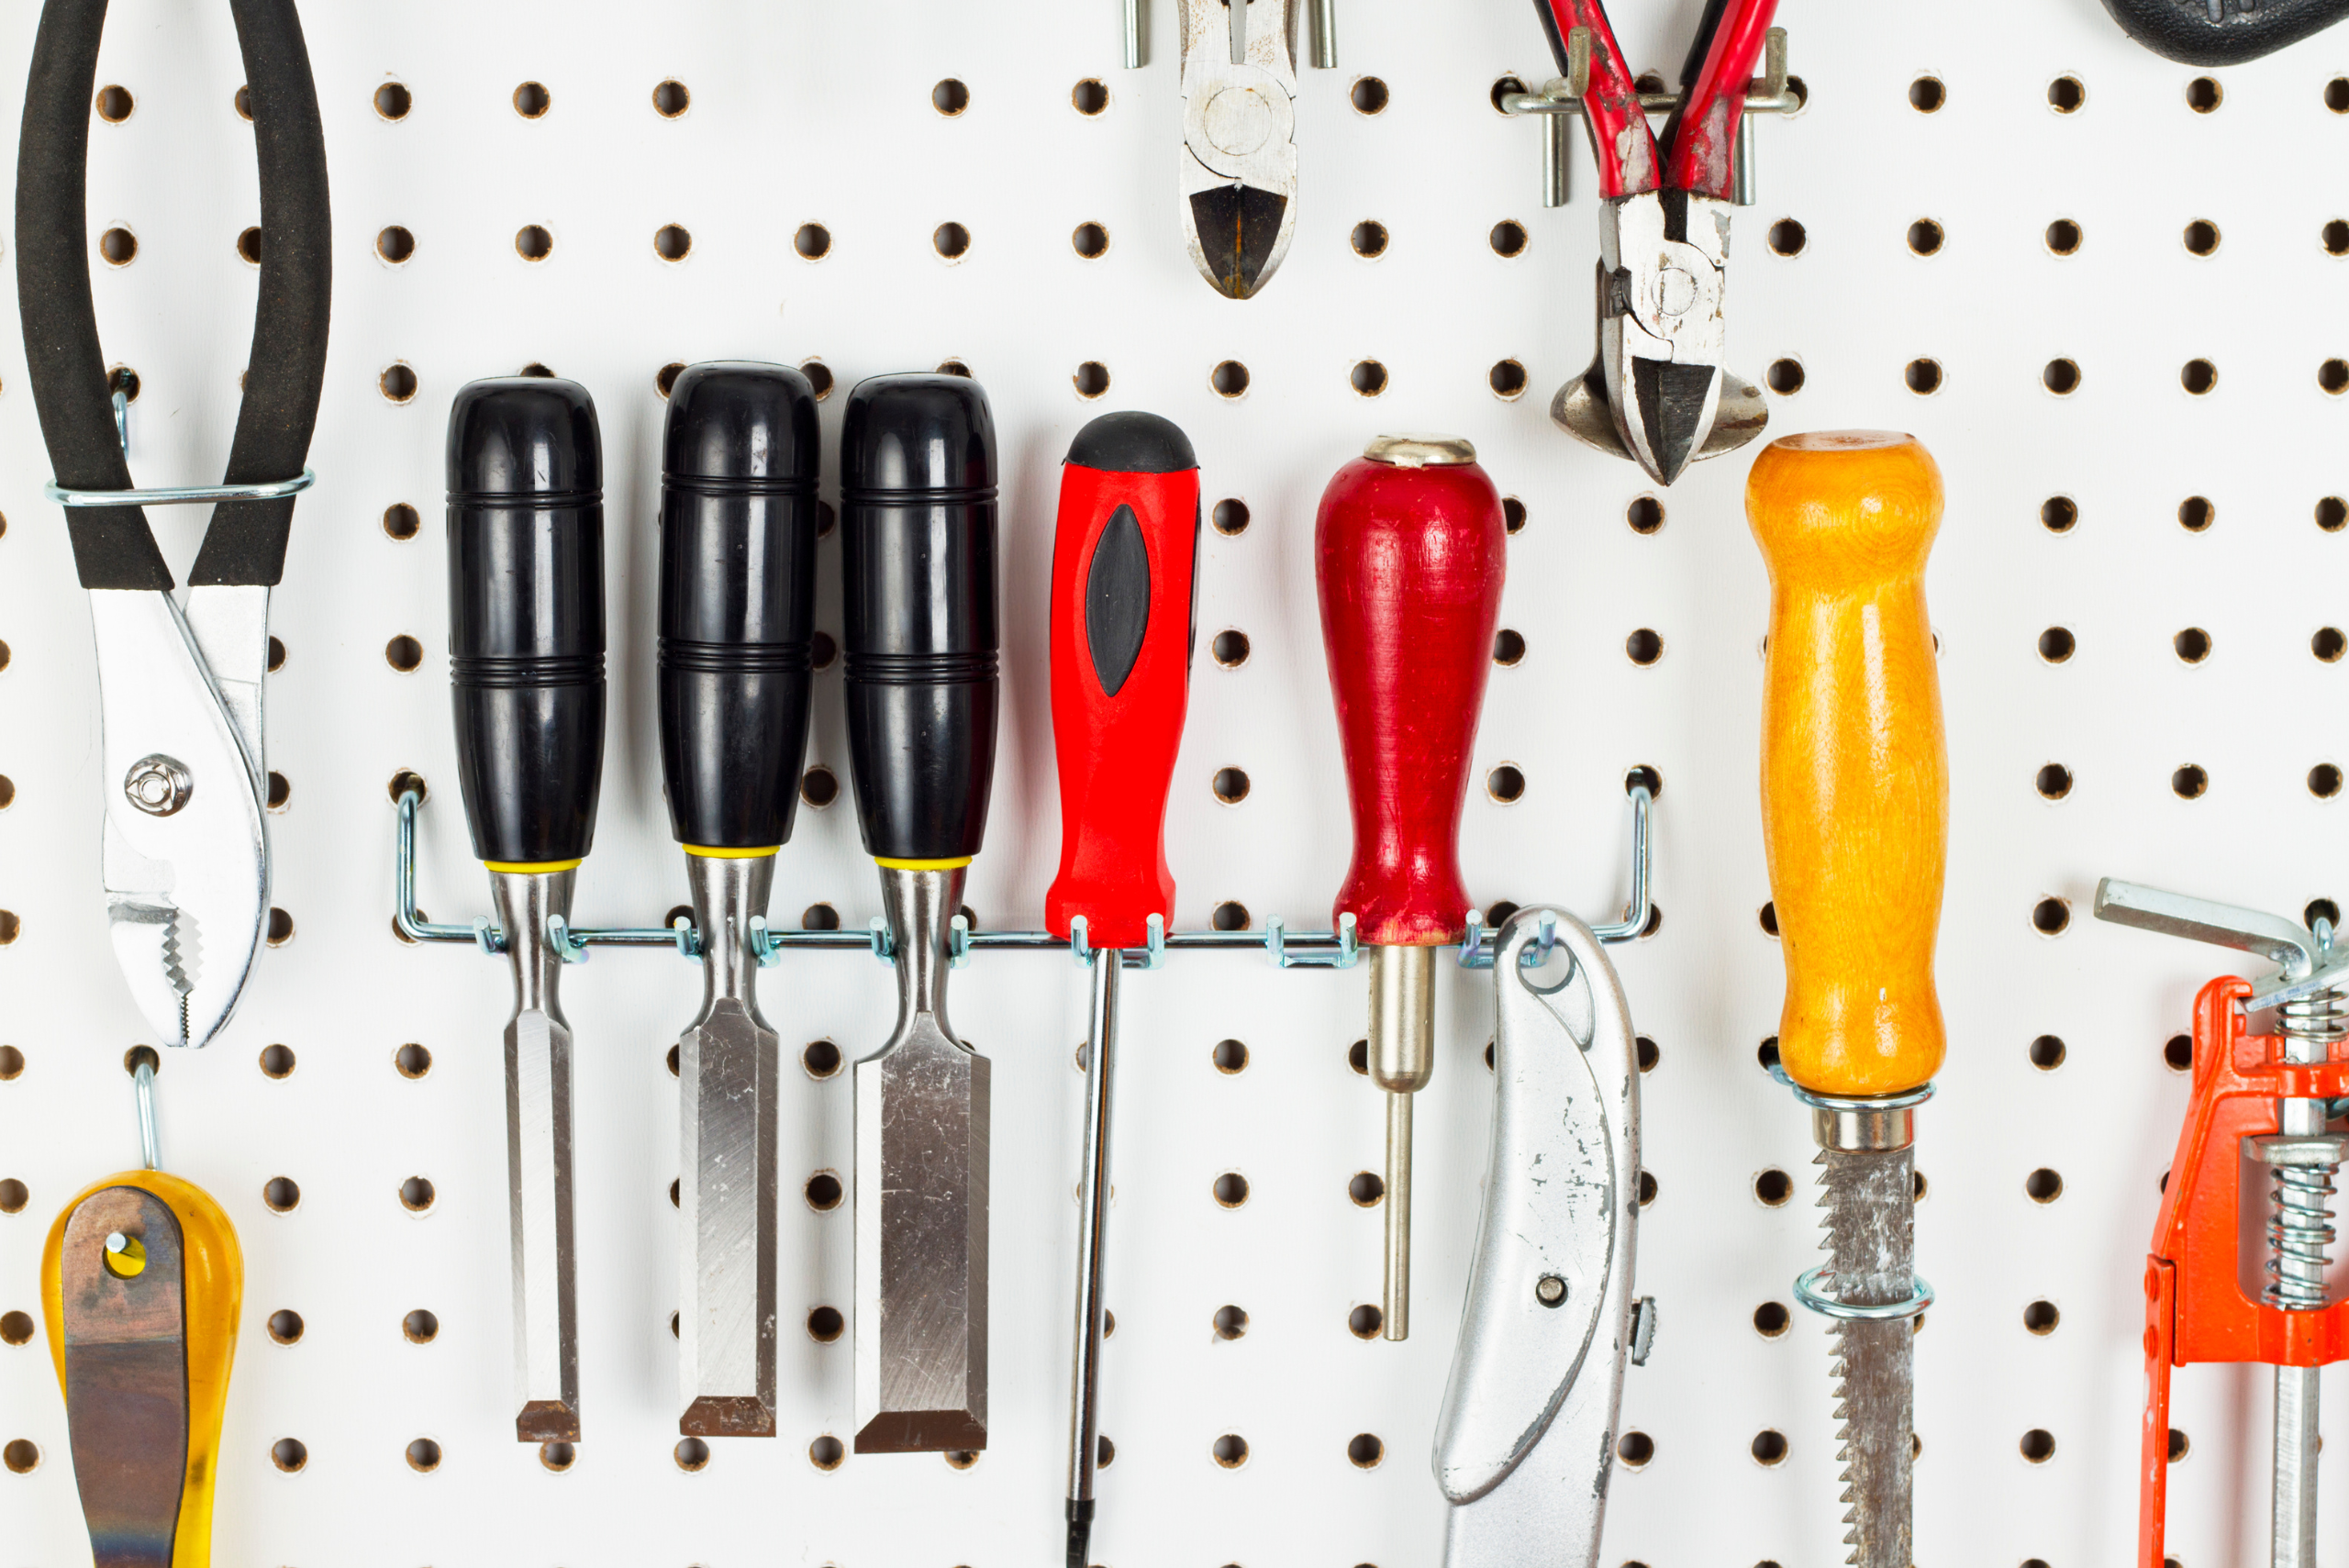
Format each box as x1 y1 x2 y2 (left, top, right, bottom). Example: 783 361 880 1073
3 1 2349 1564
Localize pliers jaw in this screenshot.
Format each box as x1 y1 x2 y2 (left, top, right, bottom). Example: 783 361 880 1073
1552 189 1766 485
1178 0 1300 299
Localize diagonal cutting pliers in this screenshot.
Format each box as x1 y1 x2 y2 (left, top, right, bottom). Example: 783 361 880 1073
1178 0 1299 299
1535 0 1776 485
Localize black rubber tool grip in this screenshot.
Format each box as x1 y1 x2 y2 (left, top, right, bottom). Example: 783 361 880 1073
16 0 331 591
658 362 821 851
840 373 1000 863
447 379 607 867
2099 0 2347 63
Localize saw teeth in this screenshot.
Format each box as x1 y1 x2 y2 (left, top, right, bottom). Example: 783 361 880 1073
1821 1157 1863 1568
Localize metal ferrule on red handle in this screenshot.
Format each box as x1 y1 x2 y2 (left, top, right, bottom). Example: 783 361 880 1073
1045 412 1201 951
1316 442 1506 948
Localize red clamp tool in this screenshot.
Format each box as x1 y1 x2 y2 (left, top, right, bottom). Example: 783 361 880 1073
1046 412 1201 1568
2096 879 2349 1568
1520 0 1786 484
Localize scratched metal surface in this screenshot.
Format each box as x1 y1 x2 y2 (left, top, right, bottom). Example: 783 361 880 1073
1 1 2346 1564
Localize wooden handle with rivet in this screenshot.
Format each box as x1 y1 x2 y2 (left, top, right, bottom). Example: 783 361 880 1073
1747 431 1947 1097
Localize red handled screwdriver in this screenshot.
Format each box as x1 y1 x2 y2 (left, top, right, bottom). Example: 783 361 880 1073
1048 412 1201 1568
1317 436 1506 1340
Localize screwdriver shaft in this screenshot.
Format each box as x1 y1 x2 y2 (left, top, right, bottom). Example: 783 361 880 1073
1066 947 1121 1568
1123 0 1144 68
495 868 582 1442
1369 943 1434 1340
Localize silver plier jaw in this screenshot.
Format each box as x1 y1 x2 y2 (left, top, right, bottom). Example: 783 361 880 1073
1435 907 1644 1568
1177 0 1300 299
92 584 271 1051
1552 189 1767 485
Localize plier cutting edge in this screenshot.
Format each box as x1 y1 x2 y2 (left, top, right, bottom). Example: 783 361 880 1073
1178 0 1299 299
1535 0 1777 484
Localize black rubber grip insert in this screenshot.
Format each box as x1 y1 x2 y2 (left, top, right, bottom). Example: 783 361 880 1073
16 0 330 591
657 362 820 851
840 373 1000 863
446 378 606 866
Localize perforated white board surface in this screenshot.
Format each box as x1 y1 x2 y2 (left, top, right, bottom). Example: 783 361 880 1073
3 1 2349 1564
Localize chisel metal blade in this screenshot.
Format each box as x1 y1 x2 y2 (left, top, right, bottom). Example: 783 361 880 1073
1819 1146 1915 1568
495 869 582 1443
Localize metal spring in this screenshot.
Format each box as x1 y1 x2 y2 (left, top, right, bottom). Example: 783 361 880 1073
2268 1162 2338 1310
2279 987 2349 1048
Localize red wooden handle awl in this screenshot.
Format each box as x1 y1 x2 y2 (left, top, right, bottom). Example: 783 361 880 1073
1046 413 1202 950
1317 437 1506 946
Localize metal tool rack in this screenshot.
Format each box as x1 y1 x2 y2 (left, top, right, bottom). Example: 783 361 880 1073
3 2 2348 1564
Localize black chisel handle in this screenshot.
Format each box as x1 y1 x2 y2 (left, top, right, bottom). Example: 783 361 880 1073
659 361 822 851
840 373 1000 864
446 377 607 867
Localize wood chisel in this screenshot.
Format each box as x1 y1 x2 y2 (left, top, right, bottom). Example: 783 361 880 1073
658 362 820 1439
1747 431 1945 1568
447 376 607 1443
1045 411 1201 1568
841 373 1000 1453
1315 435 1507 1340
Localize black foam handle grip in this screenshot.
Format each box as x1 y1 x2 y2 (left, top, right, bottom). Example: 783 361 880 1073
658 362 821 851
840 373 1000 863
2099 0 2347 63
446 378 607 867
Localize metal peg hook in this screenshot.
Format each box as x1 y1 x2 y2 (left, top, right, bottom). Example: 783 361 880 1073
131 1053 160 1172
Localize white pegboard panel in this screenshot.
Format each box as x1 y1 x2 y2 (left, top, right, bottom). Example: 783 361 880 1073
4 2 2349 1564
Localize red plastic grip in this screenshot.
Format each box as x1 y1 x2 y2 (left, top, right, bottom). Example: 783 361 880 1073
1316 451 1506 947
1045 447 1201 950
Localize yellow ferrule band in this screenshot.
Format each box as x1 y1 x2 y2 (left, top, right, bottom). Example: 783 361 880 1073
685 845 781 859
484 858 584 874
874 855 972 871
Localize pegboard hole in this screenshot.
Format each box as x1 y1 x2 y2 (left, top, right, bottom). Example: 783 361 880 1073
540 1440 574 1473
2319 495 2349 532
1486 764 1525 804
2185 75 2221 113
399 1176 435 1214
811 630 838 671
1765 218 1807 260
124 1046 159 1082
271 1437 307 1473
1351 360 1388 397
803 1040 843 1080
1348 1039 1369 1076
406 1438 442 1473
1073 361 1110 400
1616 1431 1654 1468
932 223 971 261
1212 361 1251 399
2037 627 2075 664
2029 1034 2066 1071
2181 358 2218 395
0 1310 33 1345
1350 76 1389 114
651 78 691 118
232 84 251 120
654 362 692 400
1753 1168 1792 1207
1489 219 1529 259
380 363 418 404
514 224 553 263
1213 1305 1249 1340
1501 495 1528 535
2154 1032 2192 1075
95 83 134 122
1626 628 1663 666
2032 897 2070 936
1488 359 1528 400
800 764 840 808
2312 764 2343 799
674 1437 710 1473
669 1179 681 1209
1097 1435 1117 1466
2023 1299 2060 1336
376 226 415 264
2183 218 2220 257
2021 1428 2056 1462
654 224 693 262
2046 75 2085 114
266 1309 303 1345
930 77 970 116
98 226 137 267
381 502 421 541
263 1176 300 1213
1906 218 1943 257
1072 78 1108 115
2323 359 2349 396
2173 628 2211 663
1909 75 1944 112
1212 1038 1249 1074
0 1047 20 1082
806 1171 844 1212
1751 1429 1787 1466
1347 1433 1385 1469
2025 1168 2064 1204
802 903 841 932
795 223 832 261
1492 629 1525 667
2 1440 38 1474
1765 358 1805 395
2326 219 2349 257
1212 498 1251 536
1636 1035 1659 1073
512 81 551 118
2167 1429 2188 1462
2045 218 2083 257
1638 1170 1657 1207
2035 763 2073 801
1212 1172 1250 1209
373 82 412 121
1753 1301 1790 1338
1349 1172 1385 1208
394 1042 431 1080
1072 221 1109 260
1212 1433 1251 1468
1758 901 1779 937
1211 628 1251 669
2172 764 2209 800
1213 767 1251 806
1490 74 1528 113
2330 77 2349 112
807 1307 845 1343
1905 358 1943 395
1211 901 1251 931
1350 220 1388 260
2168 494 2214 533
1639 903 1663 940
260 1042 296 1079
403 1309 439 1344
2037 495 2077 534
1349 1304 1383 1340
2310 897 2343 936
2043 359 2080 396
384 633 425 673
